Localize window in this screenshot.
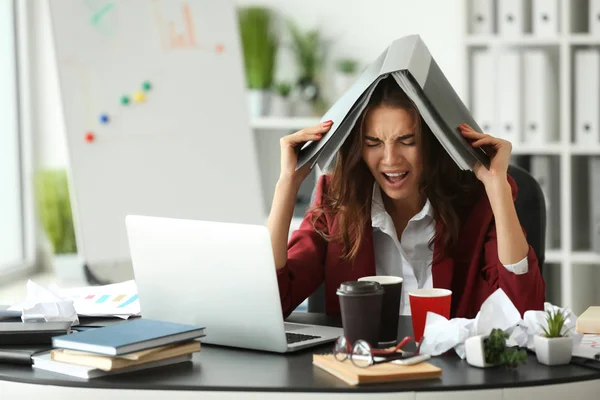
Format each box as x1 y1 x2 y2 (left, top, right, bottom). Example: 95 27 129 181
0 0 24 271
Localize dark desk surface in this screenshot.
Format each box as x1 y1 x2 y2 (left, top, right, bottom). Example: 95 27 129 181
1 313 599 393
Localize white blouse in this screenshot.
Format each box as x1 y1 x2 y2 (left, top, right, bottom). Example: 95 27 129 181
370 183 529 315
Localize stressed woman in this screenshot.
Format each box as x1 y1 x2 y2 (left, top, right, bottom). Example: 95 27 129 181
267 76 545 319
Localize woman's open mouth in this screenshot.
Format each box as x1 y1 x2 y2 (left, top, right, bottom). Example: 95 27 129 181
382 171 409 188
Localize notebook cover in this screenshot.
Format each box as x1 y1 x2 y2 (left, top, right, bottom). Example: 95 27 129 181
312 353 442 386
52 319 205 355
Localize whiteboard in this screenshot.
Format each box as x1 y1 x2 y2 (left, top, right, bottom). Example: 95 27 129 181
48 0 265 264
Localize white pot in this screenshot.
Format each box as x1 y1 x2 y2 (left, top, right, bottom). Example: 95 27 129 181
534 335 573 366
269 95 292 117
465 335 495 368
52 253 86 285
247 89 272 118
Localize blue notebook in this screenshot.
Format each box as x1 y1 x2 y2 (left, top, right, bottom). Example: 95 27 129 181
51 319 205 356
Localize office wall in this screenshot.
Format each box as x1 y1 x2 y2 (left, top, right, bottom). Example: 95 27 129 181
236 0 467 105
29 0 466 169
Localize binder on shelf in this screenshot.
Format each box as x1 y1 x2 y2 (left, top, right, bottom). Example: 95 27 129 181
572 157 591 251
523 50 558 145
496 51 523 144
530 156 560 250
471 50 496 135
532 0 559 36
468 0 495 35
574 49 600 146
497 0 531 36
590 0 600 35
589 157 600 254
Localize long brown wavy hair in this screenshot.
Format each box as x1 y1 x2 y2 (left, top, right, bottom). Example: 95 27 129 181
310 76 483 262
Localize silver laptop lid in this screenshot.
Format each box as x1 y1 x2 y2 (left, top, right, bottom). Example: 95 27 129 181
125 215 288 352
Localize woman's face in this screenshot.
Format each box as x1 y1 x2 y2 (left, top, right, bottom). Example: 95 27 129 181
361 106 423 205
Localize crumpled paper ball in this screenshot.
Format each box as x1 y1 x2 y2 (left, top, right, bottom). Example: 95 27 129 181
8 280 79 325
419 288 582 359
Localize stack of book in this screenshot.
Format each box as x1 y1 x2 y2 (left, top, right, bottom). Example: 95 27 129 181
32 318 205 379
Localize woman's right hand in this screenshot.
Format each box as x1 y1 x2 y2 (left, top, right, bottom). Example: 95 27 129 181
279 120 333 186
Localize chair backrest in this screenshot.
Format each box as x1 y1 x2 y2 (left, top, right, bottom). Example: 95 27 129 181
306 164 546 313
507 164 546 271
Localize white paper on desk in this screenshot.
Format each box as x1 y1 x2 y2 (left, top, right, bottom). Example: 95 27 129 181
420 288 525 358
51 280 140 319
419 313 472 356
418 288 583 359
8 280 79 325
573 334 600 359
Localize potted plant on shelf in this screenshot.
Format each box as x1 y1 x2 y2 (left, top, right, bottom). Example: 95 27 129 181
35 169 84 284
534 309 573 366
238 6 278 117
270 81 293 117
333 58 360 98
465 328 527 369
287 20 328 116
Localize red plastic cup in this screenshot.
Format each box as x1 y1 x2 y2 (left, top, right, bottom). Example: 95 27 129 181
408 288 452 343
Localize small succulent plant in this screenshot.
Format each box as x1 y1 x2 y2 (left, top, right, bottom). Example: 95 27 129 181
541 309 570 338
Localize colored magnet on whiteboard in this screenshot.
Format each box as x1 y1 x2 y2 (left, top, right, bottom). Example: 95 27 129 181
121 95 130 105
99 113 110 124
142 81 152 91
133 91 146 103
85 132 95 143
216 44 225 53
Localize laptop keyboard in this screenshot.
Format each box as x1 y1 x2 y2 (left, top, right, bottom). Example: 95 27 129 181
286 332 321 344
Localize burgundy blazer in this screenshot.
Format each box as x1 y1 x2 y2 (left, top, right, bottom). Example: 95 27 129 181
276 174 546 319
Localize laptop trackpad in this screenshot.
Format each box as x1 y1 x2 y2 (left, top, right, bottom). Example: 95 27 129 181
284 322 313 332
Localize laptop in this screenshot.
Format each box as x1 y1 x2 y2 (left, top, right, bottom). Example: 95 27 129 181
125 215 342 353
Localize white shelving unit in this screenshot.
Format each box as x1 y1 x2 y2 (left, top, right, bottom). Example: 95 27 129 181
465 0 600 314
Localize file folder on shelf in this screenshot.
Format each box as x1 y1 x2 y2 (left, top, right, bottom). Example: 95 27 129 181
589 157 600 254
574 50 600 146
498 0 531 36
532 0 559 36
496 51 523 144
471 50 496 135
523 50 558 145
468 0 495 35
530 156 560 250
590 0 600 35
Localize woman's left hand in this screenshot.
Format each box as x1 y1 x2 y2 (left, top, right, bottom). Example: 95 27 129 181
459 123 511 187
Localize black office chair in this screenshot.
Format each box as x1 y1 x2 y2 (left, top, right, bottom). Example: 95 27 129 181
305 164 547 313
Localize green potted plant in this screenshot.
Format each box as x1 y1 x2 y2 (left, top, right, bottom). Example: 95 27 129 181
465 329 527 369
270 81 293 117
238 6 278 117
35 169 83 283
534 309 573 366
333 58 360 98
287 20 328 116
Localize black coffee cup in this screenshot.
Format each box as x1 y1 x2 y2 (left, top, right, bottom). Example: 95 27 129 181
336 281 384 346
358 276 403 346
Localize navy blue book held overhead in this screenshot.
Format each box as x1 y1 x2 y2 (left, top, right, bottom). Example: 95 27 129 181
51 319 206 356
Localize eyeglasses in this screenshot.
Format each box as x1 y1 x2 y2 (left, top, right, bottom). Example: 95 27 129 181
333 335 422 368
